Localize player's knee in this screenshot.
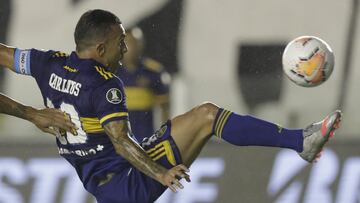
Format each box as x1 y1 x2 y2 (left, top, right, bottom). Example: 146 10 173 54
195 102 219 123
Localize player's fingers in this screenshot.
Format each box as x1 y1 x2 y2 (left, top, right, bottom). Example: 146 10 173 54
67 120 78 129
177 164 190 172
61 113 78 131
171 179 184 190
41 127 57 136
174 170 188 180
51 121 74 134
173 167 190 182
64 125 76 133
51 112 77 132
62 121 77 133
181 172 191 182
183 173 191 182
168 184 177 193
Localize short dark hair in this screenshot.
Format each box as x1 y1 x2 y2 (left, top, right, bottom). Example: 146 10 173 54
74 9 121 51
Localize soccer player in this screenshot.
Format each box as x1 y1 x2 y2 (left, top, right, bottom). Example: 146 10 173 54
0 9 342 203
119 27 171 141
0 93 76 135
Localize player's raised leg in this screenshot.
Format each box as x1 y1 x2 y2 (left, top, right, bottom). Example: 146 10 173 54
170 102 342 166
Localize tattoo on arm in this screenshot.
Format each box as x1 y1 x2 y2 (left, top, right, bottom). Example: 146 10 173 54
0 93 33 121
104 120 166 181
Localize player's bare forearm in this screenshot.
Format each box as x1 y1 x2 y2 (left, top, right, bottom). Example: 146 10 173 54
104 120 167 181
0 43 15 71
0 93 76 135
103 120 190 192
0 93 34 120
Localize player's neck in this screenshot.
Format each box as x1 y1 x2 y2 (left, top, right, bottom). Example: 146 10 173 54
76 50 107 67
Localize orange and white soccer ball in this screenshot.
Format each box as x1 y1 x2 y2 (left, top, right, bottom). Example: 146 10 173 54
282 36 334 87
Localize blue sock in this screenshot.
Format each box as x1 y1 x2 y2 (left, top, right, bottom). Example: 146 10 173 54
213 109 304 152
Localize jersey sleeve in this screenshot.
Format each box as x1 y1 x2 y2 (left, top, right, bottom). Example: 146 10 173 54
14 48 54 80
91 78 129 126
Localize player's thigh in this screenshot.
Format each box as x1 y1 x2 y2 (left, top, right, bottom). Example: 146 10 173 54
170 103 218 165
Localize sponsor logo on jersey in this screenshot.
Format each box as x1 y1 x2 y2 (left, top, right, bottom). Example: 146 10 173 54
106 88 122 104
58 144 104 157
63 65 78 73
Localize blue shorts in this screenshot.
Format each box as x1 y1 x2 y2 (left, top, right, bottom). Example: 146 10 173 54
94 121 182 203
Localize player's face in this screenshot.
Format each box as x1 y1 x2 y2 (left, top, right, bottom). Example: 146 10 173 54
104 24 127 73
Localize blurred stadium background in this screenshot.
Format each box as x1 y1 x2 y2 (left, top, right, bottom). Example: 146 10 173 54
0 0 359 202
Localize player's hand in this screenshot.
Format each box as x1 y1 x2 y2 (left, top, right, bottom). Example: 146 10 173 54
28 107 77 136
159 164 191 193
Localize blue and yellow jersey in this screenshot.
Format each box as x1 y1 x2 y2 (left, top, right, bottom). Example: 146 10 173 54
117 58 169 141
14 49 130 193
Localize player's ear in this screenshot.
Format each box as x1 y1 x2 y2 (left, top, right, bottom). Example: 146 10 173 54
96 43 106 57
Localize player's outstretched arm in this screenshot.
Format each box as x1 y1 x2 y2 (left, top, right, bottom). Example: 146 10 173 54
104 120 191 192
0 43 16 71
0 93 77 135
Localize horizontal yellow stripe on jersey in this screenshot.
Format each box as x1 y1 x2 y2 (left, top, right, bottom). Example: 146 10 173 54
80 117 104 133
125 87 155 110
99 112 129 124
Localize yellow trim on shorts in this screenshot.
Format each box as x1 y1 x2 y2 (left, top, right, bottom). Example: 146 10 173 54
99 112 129 124
146 140 176 166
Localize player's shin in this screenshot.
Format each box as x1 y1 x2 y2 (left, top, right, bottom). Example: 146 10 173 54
212 108 303 152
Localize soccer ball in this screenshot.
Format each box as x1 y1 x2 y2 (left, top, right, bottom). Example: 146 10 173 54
282 36 334 87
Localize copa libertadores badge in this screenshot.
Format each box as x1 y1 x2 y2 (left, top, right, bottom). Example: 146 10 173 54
106 88 122 104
